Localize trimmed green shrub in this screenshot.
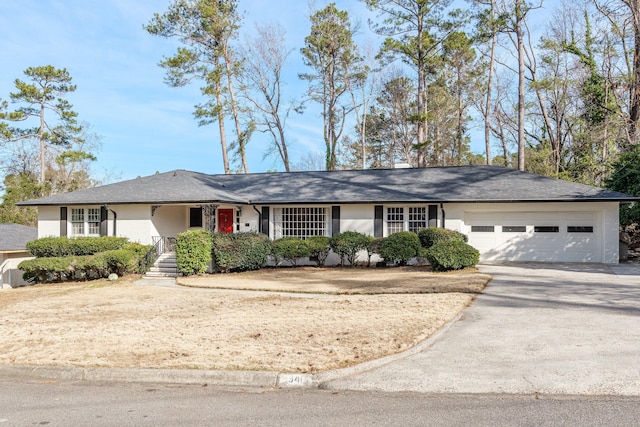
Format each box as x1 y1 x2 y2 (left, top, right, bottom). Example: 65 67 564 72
366 237 383 267
121 242 154 273
417 228 468 249
425 240 480 272
20 246 148 283
329 231 371 266
176 230 213 276
212 232 271 273
272 237 311 266
75 254 108 279
307 236 331 266
101 249 135 276
20 256 77 283
378 232 421 265
27 236 128 257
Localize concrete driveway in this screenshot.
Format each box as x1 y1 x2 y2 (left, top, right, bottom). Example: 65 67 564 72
323 263 640 395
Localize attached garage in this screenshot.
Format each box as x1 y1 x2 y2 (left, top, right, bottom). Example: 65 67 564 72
465 211 602 262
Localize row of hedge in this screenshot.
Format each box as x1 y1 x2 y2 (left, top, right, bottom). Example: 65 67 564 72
175 228 478 275
19 242 151 283
26 236 129 257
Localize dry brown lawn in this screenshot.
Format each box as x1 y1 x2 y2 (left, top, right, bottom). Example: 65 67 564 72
0 268 491 373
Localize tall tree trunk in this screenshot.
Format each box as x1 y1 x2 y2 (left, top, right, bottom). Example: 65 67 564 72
215 79 230 174
224 49 249 173
516 0 526 172
630 22 640 147
484 1 497 166
39 98 46 185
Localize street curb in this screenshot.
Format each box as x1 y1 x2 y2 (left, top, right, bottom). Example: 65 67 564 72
0 312 465 390
0 366 279 388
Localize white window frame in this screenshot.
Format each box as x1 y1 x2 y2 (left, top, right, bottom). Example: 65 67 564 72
273 206 329 239
386 206 428 236
70 207 101 237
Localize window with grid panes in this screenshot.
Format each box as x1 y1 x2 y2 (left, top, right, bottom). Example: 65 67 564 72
273 207 328 238
87 208 100 235
408 207 427 232
386 207 404 235
71 207 101 236
71 208 85 236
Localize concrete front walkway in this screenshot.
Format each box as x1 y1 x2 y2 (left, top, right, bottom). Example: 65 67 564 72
323 263 640 396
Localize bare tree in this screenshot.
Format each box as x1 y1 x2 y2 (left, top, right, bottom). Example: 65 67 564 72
241 23 294 171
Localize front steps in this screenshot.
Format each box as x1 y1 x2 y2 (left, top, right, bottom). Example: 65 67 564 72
144 253 181 278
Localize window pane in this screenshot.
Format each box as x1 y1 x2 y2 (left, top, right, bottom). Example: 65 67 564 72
387 207 404 235
502 226 526 232
471 225 495 232
273 207 327 239
87 208 100 235
567 226 593 233
408 207 427 233
71 208 85 236
190 207 203 227
534 226 559 233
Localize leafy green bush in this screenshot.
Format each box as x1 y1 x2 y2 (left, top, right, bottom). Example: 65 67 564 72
271 237 311 266
417 228 468 249
425 240 480 272
212 232 271 273
307 236 331 266
378 232 421 265
20 246 147 283
176 230 213 276
101 249 135 276
26 236 128 257
19 256 77 283
329 231 371 266
75 254 108 279
365 237 383 267
121 242 154 273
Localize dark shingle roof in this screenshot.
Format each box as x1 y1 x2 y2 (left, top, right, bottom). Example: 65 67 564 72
0 224 37 251
17 166 638 207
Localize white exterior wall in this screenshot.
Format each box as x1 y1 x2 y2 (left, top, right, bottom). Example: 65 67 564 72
602 203 620 264
35 201 620 264
1 251 34 288
110 205 152 244
340 205 375 236
37 206 61 238
151 205 186 239
238 207 260 233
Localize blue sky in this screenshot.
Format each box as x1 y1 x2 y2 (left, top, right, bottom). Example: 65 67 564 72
1 1 552 183
0 0 382 182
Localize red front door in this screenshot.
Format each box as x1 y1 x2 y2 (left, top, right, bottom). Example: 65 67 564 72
217 209 234 234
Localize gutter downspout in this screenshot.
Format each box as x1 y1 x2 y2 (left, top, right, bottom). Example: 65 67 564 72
440 203 446 228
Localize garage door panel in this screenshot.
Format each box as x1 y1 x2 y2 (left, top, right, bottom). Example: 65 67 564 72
466 211 600 263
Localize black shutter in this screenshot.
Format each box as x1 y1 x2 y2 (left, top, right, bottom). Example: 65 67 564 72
428 205 438 228
60 207 67 237
100 206 108 236
331 206 340 236
374 205 383 238
261 206 270 236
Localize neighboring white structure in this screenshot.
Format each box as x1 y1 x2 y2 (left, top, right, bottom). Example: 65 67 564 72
20 166 638 264
0 224 37 288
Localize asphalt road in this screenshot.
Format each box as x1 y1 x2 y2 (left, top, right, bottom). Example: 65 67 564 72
2 380 640 426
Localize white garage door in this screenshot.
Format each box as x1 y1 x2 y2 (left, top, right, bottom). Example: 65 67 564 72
466 211 601 262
